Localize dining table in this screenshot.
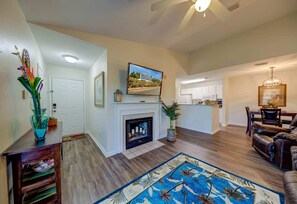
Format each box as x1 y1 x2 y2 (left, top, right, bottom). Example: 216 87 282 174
248 109 297 136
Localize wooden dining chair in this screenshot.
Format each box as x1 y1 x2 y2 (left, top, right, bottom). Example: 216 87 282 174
260 108 282 127
245 106 261 134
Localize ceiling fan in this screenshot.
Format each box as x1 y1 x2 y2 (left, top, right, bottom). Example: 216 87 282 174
150 0 232 31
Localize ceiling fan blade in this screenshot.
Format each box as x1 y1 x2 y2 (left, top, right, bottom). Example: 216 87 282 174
151 0 189 12
208 0 231 22
149 10 165 25
178 4 196 32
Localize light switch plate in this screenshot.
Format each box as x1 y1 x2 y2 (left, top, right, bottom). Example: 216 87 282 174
22 90 28 99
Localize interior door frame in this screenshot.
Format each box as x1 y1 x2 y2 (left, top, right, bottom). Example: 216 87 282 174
49 76 86 134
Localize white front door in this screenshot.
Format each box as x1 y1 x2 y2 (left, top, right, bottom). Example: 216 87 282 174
52 78 84 136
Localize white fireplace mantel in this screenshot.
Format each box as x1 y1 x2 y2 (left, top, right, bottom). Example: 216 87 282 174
114 102 162 154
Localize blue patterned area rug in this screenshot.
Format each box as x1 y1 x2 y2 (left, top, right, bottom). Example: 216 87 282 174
95 153 284 204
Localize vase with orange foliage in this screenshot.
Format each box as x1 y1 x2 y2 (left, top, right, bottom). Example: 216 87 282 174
13 46 49 142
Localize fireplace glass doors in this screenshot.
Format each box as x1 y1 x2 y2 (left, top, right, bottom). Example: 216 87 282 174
126 117 153 149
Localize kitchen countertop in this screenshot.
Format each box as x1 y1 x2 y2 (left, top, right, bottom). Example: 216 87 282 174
178 103 219 107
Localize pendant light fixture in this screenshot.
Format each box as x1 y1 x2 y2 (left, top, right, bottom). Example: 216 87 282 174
262 67 282 87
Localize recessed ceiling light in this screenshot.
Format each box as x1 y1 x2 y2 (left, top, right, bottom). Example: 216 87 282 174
63 55 79 63
181 78 206 84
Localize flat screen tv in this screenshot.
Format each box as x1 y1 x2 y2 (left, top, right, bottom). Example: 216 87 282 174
127 63 163 96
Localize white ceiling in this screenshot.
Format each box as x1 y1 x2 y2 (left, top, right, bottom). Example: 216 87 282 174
176 53 297 83
29 23 106 70
18 0 297 53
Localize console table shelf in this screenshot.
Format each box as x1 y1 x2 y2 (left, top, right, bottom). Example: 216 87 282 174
2 122 63 204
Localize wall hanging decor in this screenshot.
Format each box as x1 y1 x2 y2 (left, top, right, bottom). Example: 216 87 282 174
258 84 287 107
114 89 123 102
94 71 104 107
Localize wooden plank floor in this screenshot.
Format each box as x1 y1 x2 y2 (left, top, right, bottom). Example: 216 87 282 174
61 125 285 204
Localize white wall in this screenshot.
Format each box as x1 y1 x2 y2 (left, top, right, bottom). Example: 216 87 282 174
46 64 89 133
229 68 297 126
177 105 220 134
189 12 297 74
87 50 109 154
46 64 89 82
0 0 46 203
222 78 230 126
46 51 110 156
42 24 189 156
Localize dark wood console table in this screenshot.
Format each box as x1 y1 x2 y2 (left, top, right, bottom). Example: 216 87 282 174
2 122 63 204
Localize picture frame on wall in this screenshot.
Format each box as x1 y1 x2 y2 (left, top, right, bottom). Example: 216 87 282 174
94 71 104 108
258 84 287 107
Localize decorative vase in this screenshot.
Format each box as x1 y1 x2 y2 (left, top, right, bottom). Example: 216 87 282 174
30 109 49 142
167 129 176 142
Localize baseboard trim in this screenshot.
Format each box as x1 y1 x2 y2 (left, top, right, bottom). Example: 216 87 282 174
176 126 221 135
86 131 116 158
228 123 246 128
176 126 210 135
159 133 167 139
211 128 221 134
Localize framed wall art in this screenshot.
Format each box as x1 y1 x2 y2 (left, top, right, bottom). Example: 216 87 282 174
94 71 104 108
258 84 287 107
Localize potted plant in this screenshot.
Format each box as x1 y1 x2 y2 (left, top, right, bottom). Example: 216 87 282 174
162 101 181 142
13 46 49 142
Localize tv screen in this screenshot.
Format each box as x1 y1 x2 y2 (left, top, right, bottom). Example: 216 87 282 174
127 63 163 96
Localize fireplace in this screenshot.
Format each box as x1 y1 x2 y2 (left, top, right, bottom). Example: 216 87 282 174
126 117 153 149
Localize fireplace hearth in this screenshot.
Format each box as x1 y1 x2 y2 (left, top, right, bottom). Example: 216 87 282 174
126 117 153 149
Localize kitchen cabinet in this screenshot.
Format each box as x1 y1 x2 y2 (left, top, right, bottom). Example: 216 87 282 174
216 85 223 99
180 85 223 100
208 86 216 100
180 88 192 95
192 87 202 99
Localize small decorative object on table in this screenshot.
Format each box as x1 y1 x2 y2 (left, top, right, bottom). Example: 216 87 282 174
48 117 58 127
267 99 277 109
13 46 49 142
114 89 123 102
162 101 181 142
33 159 55 173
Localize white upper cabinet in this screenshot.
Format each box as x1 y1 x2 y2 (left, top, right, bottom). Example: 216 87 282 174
192 87 202 99
180 88 192 95
208 86 216 100
201 87 209 99
216 85 223 99
181 85 223 100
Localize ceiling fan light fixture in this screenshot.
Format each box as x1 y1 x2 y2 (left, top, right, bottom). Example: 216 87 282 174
195 0 212 12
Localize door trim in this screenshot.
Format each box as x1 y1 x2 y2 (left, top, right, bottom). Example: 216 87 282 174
50 77 86 134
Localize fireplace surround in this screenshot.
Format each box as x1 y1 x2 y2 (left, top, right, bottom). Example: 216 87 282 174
114 102 166 154
126 117 153 149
